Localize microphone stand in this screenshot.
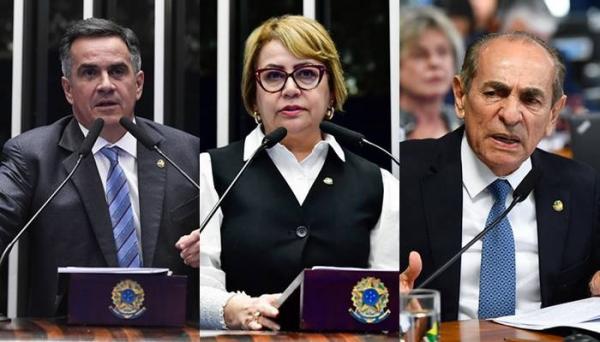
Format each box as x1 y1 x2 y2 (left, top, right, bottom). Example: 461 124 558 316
362 139 399 166
0 154 85 323
199 144 266 234
415 167 540 289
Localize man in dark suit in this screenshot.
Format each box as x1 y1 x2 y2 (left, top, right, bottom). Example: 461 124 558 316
400 31 600 321
0 18 198 319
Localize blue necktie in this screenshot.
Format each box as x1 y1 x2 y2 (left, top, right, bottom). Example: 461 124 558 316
100 147 141 268
478 179 516 318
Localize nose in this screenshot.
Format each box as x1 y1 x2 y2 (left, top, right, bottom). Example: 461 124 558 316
281 75 301 97
97 71 115 92
498 95 523 126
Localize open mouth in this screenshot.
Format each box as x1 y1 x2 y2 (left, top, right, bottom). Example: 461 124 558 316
492 134 521 145
95 100 119 108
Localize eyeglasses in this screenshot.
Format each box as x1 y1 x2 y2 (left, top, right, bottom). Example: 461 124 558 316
255 65 327 93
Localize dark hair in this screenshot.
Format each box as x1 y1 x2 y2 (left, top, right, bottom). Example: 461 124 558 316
460 31 565 104
59 17 142 77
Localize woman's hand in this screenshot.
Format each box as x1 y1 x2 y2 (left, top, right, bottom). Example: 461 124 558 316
223 293 281 331
175 229 199 267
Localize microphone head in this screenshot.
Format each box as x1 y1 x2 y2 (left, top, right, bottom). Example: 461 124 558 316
119 116 156 150
262 127 287 148
513 168 541 203
319 121 365 148
77 118 104 157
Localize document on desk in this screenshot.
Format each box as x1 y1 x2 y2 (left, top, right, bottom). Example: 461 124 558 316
493 297 600 333
58 267 171 275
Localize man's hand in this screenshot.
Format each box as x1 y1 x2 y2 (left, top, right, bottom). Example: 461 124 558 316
590 271 600 296
175 229 199 267
223 293 281 331
400 251 422 293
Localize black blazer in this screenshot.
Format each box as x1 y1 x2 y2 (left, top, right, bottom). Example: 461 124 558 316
0 116 199 318
400 127 600 321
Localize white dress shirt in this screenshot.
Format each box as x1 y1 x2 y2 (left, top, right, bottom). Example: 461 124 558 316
78 123 143 260
458 134 541 319
199 126 399 329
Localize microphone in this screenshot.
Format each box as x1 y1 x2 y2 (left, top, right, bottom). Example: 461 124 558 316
199 127 287 233
119 117 199 190
416 167 541 289
320 121 399 166
0 118 104 321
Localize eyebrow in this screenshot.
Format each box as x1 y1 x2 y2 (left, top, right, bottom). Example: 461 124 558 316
78 62 129 70
260 62 319 69
482 81 546 99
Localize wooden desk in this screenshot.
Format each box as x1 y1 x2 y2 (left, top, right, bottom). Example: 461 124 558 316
441 319 564 342
0 318 199 341
2 319 564 341
200 330 398 341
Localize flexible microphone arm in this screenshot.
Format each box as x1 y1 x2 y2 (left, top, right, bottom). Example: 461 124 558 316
0 118 104 322
119 117 200 190
199 127 287 234
0 118 104 267
319 121 399 166
416 168 541 289
363 139 399 166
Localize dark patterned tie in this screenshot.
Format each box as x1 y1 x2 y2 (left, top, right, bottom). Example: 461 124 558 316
100 147 141 267
478 179 515 318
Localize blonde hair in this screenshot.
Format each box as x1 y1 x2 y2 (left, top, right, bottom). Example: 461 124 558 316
241 15 347 116
400 6 464 72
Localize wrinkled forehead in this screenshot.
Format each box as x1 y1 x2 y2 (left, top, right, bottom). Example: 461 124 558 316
475 38 556 90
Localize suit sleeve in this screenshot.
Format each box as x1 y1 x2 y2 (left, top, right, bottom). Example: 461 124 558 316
0 137 35 251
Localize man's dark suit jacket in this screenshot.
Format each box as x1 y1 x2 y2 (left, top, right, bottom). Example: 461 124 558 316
400 127 600 321
0 116 199 319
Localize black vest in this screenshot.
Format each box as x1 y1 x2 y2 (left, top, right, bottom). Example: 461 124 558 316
209 142 383 328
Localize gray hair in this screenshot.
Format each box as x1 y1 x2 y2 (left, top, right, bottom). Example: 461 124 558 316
459 31 565 105
59 17 142 78
400 5 465 72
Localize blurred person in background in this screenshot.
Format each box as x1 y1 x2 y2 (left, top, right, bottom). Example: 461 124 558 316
499 0 586 155
400 6 464 140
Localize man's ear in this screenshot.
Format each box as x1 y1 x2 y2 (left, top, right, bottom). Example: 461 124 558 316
135 71 144 100
61 76 74 105
545 94 567 136
452 76 466 119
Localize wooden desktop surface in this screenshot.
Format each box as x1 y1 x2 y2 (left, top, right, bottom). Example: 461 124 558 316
200 320 563 341
0 318 199 341
0 318 567 341
441 319 564 342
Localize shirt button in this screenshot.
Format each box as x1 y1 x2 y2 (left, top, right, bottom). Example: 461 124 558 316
295 225 308 238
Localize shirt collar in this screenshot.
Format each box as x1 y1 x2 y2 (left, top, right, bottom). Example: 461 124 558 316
78 119 138 159
461 133 532 199
242 125 346 162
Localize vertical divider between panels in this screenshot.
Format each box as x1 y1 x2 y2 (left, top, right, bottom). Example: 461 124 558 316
216 0 230 147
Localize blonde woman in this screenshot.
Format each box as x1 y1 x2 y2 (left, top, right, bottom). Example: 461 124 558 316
198 15 398 330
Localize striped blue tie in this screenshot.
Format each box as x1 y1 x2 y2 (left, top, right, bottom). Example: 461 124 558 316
100 147 141 268
478 179 516 318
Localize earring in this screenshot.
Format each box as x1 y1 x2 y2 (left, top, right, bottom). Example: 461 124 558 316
252 111 262 124
325 106 335 120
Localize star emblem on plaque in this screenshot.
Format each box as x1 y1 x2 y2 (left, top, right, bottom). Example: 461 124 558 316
348 276 391 324
109 279 147 319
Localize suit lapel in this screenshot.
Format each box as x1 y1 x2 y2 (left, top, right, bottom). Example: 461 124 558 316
135 119 166 267
419 129 464 315
421 129 464 268
59 118 118 266
531 151 571 305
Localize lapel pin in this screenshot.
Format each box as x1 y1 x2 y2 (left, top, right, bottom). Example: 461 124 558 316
552 200 564 212
156 159 166 168
323 177 333 185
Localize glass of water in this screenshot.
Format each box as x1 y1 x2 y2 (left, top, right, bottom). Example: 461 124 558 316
400 289 440 342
